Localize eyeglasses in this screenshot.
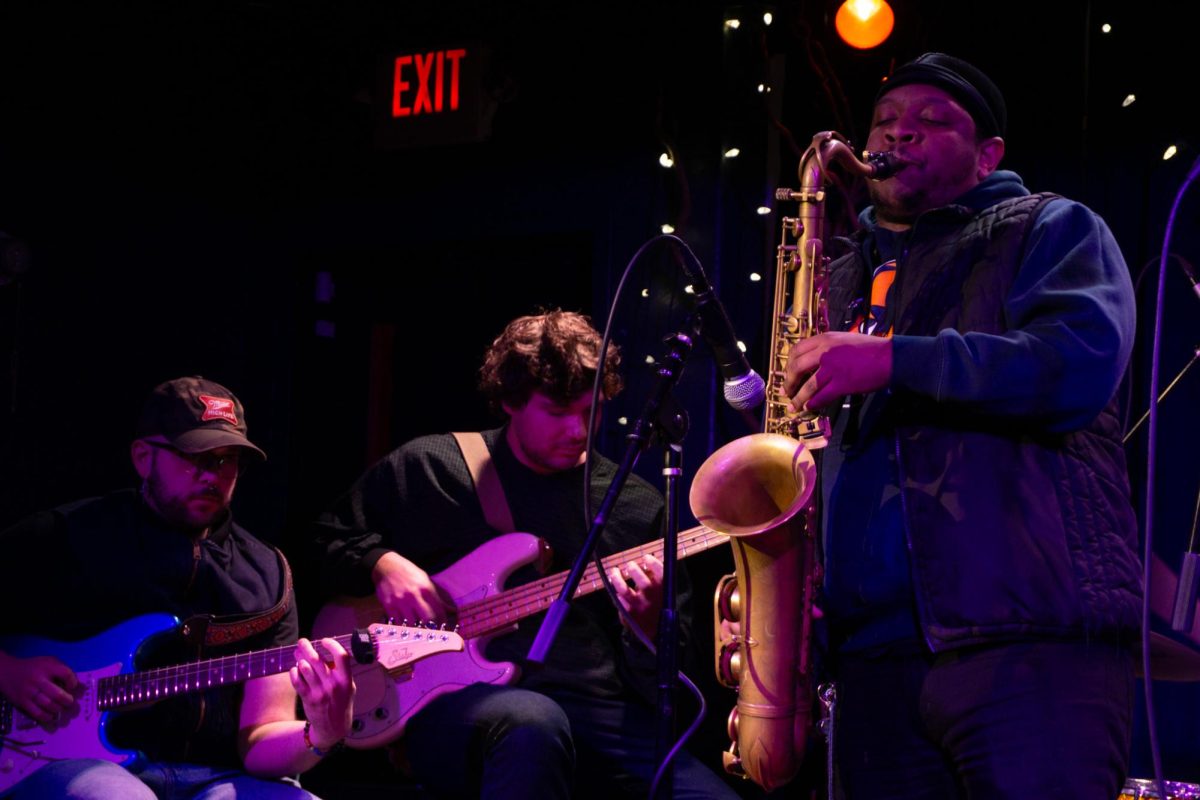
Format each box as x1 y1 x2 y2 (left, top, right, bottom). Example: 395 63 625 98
146 441 241 478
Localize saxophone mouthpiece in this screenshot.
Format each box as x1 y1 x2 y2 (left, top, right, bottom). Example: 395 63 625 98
863 149 905 180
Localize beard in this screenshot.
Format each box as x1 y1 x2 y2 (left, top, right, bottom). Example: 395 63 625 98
144 471 228 533
868 179 929 226
868 158 981 226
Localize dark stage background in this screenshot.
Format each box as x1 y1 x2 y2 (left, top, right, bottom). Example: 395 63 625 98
2 1 1199 796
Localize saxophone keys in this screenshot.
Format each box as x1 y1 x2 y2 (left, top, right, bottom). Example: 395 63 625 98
717 640 743 687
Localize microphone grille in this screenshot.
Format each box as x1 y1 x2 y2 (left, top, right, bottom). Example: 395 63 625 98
723 371 767 411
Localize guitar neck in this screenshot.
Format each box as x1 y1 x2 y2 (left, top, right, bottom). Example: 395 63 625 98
98 636 352 711
456 525 729 638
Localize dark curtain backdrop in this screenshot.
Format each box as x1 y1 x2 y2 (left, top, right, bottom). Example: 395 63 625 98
2 1 1199 794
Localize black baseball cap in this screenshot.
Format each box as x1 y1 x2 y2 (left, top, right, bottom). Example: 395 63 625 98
876 52 1007 139
135 376 267 460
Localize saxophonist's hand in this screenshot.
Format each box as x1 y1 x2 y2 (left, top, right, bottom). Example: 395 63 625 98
785 332 893 411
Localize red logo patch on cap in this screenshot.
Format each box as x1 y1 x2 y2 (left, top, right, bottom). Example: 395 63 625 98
199 395 238 425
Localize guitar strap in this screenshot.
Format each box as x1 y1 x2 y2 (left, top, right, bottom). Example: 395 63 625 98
451 431 515 534
179 548 294 649
370 432 514 776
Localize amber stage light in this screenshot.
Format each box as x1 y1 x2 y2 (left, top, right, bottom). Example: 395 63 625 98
835 0 895 49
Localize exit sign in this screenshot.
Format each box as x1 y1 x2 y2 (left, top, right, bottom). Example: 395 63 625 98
376 43 493 148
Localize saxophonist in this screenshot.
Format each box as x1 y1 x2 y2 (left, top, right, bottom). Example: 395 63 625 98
783 53 1140 800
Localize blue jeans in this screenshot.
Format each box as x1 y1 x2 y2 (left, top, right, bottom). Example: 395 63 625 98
403 683 739 799
3 758 318 800
833 640 1134 800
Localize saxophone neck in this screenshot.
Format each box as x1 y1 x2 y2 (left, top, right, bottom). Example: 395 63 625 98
802 130 902 185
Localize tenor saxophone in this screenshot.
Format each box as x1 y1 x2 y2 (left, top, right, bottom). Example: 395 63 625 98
689 132 899 791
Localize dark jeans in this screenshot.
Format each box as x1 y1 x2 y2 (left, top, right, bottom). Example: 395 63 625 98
403 683 739 799
833 640 1134 800
3 759 315 800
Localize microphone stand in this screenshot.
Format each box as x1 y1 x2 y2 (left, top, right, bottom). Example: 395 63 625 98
526 332 693 797
654 437 685 800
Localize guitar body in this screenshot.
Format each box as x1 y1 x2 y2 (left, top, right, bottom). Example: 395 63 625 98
312 532 547 749
0 611 455 793
0 613 179 793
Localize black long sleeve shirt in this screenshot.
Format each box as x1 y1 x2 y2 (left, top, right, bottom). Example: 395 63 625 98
310 427 691 701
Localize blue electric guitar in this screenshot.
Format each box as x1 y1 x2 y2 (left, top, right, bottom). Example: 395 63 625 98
0 614 463 793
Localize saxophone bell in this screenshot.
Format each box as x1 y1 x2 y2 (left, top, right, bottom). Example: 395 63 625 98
692 129 880 791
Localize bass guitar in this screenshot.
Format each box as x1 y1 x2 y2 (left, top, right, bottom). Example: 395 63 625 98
312 525 728 748
0 614 462 792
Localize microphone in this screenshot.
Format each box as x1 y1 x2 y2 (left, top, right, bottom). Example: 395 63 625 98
678 262 766 411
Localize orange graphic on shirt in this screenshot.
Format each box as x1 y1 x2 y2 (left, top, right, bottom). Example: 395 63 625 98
851 259 896 338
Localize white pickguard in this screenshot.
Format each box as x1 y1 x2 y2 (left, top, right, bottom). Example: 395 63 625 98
0 663 128 788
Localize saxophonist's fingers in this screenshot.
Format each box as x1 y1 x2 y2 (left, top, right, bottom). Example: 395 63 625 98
784 336 825 397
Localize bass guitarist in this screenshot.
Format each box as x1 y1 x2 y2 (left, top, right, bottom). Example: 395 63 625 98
309 310 737 799
0 376 355 799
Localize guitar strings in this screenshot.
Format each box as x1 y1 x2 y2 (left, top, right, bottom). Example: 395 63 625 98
454 526 729 638
98 633 361 707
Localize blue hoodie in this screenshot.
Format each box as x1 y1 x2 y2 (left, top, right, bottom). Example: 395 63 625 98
823 169 1136 653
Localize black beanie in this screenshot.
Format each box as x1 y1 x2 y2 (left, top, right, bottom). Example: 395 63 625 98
876 53 1007 138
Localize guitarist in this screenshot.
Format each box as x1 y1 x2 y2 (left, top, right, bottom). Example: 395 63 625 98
0 376 354 799
310 311 737 799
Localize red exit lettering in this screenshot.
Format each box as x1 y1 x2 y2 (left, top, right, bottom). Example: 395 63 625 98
392 48 467 118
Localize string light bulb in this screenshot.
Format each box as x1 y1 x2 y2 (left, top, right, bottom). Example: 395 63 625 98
724 147 741 158
1121 94 1136 108
1164 145 1178 161
834 0 894 49
661 223 676 234
659 152 674 168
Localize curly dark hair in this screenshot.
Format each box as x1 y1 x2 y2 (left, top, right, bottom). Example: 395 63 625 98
479 310 622 414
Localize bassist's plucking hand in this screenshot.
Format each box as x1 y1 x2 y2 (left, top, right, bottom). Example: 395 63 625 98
371 550 455 626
